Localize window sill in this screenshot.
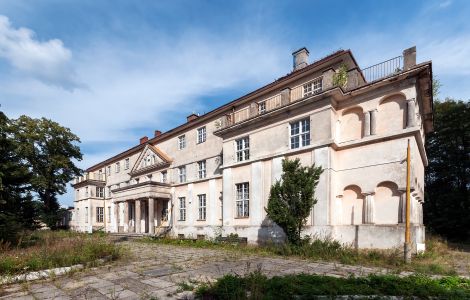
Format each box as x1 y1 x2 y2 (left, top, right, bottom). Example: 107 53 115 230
234 216 249 219
196 219 207 221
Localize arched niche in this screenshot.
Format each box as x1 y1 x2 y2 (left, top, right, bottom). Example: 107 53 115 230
377 94 406 135
341 185 364 225
374 181 400 224
340 107 363 142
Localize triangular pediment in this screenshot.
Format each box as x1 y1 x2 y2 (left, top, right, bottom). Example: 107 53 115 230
130 144 172 175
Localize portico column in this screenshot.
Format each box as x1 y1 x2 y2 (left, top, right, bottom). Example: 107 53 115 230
135 199 141 233
398 190 406 223
363 111 371 137
148 198 155 235
114 202 119 232
363 192 375 224
370 109 377 135
123 201 129 232
406 98 416 128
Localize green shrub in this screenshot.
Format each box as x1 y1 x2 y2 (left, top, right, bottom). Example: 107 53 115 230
197 272 470 299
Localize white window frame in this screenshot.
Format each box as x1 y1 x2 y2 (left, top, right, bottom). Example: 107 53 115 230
198 194 207 220
178 166 186 183
96 187 104 198
179 197 186 221
85 207 89 223
290 118 311 149
236 183 249 218
96 207 104 223
161 171 167 183
197 126 206 144
178 135 186 150
107 206 111 223
236 137 250 162
302 77 322 97
258 101 266 114
198 160 206 179
115 162 120 173
85 186 89 197
125 158 129 170
107 166 111 176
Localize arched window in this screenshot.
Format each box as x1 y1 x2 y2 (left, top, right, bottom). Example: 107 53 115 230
341 185 364 225
340 107 363 142
377 94 406 135
374 181 400 224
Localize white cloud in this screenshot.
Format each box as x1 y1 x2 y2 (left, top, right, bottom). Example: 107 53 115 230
0 15 80 89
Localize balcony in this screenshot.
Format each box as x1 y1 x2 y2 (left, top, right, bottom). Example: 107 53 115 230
72 172 106 187
215 49 415 132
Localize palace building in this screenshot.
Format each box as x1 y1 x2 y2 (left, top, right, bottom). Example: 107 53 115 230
70 46 433 252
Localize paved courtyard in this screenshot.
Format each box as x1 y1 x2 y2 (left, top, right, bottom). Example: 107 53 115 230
0 240 398 300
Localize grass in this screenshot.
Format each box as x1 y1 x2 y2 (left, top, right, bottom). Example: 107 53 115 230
0 230 123 276
196 271 470 299
140 235 467 276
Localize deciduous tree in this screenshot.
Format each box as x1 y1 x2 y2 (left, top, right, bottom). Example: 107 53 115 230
11 116 82 229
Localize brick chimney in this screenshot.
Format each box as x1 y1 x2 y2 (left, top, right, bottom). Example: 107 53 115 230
139 136 148 144
187 113 199 122
292 47 309 71
403 46 416 70
154 130 162 137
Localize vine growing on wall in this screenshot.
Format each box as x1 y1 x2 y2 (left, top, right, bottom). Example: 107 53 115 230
333 63 348 89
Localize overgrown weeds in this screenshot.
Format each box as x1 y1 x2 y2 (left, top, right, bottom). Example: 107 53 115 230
0 230 122 276
141 235 466 276
196 271 470 299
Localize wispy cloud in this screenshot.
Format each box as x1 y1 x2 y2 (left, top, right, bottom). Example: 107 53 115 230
0 15 81 90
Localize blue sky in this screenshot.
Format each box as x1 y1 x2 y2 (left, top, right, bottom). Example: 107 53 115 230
0 0 468 207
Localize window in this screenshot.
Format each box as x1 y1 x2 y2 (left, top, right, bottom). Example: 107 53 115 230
198 194 207 220
115 162 120 173
85 186 89 197
107 166 111 176
107 206 111 223
258 101 266 114
290 118 311 149
98 169 103 180
125 158 129 170
96 187 104 198
197 127 206 143
161 171 167 183
236 137 250 162
96 207 104 223
178 166 186 183
179 197 186 221
85 207 88 223
178 135 186 150
303 77 322 97
198 160 206 179
236 183 249 218
107 186 111 197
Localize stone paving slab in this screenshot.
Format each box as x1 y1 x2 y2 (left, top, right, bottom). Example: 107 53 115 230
0 241 413 299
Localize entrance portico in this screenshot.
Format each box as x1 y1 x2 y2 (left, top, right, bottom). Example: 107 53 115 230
111 181 171 234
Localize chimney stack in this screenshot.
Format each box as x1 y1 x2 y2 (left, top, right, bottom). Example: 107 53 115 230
403 46 416 70
154 130 162 137
187 113 199 122
292 47 309 71
139 136 148 144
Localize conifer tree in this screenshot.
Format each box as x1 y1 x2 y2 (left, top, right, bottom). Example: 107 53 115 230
266 158 322 245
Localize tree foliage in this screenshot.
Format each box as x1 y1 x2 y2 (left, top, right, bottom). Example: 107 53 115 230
0 112 82 240
0 112 38 243
266 158 323 245
424 99 469 241
10 116 82 229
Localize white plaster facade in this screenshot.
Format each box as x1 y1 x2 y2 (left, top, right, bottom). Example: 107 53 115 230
70 46 433 252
